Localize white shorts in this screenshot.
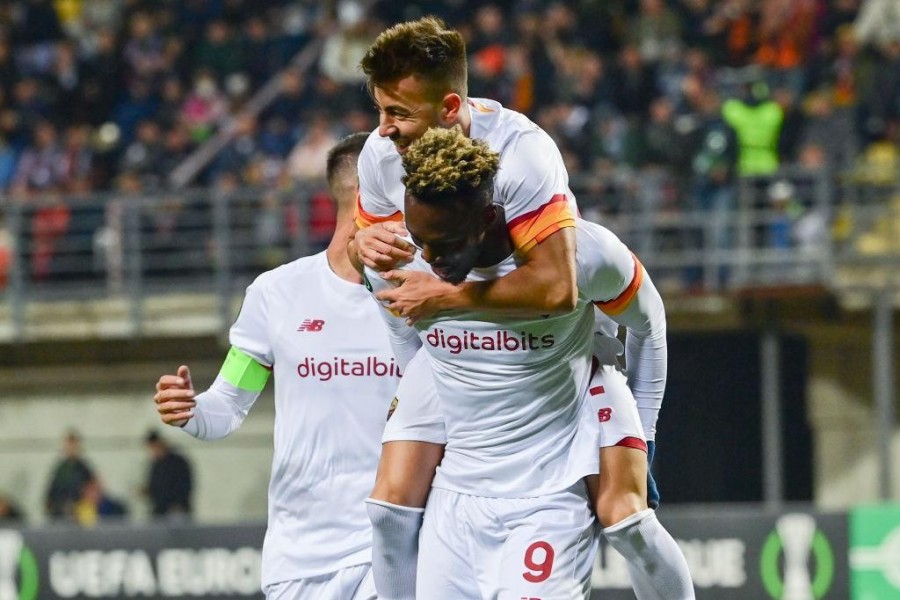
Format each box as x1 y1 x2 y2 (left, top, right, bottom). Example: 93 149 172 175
417 483 599 600
263 564 375 600
588 362 647 452
382 349 446 444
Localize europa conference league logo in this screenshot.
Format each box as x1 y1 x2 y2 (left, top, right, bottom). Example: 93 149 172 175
0 530 38 600
760 514 835 599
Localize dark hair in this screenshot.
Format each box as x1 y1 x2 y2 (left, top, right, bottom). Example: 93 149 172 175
402 126 499 208
326 132 369 185
360 16 467 101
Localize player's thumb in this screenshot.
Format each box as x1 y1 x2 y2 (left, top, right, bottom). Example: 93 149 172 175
380 270 404 283
177 365 193 390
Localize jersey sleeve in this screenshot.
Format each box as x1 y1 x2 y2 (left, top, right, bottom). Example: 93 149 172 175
229 276 275 367
362 265 423 369
577 224 640 308
497 131 576 254
578 222 667 441
355 137 403 229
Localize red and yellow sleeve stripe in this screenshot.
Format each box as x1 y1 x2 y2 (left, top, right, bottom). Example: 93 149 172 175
595 253 643 316
506 194 576 254
354 193 404 229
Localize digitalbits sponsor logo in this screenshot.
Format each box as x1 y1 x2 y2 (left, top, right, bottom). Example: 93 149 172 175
760 514 834 599
425 328 555 355
0 530 38 600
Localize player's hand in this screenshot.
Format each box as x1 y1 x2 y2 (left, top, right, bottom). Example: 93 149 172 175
376 270 457 324
646 440 660 509
154 365 196 428
354 222 415 270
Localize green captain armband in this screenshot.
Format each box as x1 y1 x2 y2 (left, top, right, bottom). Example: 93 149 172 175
220 346 271 392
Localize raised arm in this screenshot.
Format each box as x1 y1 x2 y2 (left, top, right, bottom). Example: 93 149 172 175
600 263 666 442
580 223 666 442
154 277 274 439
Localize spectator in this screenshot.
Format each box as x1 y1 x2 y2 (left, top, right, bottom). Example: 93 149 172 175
44 429 94 520
722 78 785 177
144 430 193 519
0 493 24 523
73 476 128 527
854 0 900 48
180 69 228 143
284 113 338 181
193 19 245 81
628 0 683 65
0 134 18 192
122 11 167 86
318 0 377 85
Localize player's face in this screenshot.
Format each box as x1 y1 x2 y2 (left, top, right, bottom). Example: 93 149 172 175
405 195 488 284
373 76 447 154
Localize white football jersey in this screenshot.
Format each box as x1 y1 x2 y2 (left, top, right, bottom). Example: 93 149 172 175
229 252 400 586
387 220 641 498
355 97 577 254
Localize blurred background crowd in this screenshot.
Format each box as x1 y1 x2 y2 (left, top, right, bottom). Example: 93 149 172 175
0 0 897 286
0 428 192 526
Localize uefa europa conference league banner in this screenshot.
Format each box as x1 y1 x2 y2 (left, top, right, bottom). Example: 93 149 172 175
1 506 898 599
0 524 267 600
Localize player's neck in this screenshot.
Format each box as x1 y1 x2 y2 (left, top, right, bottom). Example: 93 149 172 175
456 103 472 137
325 219 363 284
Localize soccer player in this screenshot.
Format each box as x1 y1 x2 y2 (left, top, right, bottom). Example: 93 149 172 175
352 17 694 600
369 126 695 599
152 133 404 600
348 16 578 324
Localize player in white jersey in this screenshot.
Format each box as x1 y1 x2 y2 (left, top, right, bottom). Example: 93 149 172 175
349 17 584 600
349 17 578 325
351 17 693 600
368 127 695 599
151 133 403 600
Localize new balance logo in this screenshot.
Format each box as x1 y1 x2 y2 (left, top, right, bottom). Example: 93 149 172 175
297 319 325 332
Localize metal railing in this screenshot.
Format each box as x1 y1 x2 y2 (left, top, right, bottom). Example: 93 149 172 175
0 171 898 340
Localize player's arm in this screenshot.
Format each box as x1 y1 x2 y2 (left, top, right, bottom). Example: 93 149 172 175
153 350 268 439
445 227 576 315
453 129 578 315
600 263 666 442
363 265 423 367
587 233 667 442
155 277 274 438
192 347 271 439
377 131 579 321
349 139 415 274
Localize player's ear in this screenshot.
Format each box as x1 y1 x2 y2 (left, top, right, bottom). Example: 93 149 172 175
440 93 462 124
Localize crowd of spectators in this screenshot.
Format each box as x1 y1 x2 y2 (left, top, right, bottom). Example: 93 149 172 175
0 428 194 526
0 0 897 288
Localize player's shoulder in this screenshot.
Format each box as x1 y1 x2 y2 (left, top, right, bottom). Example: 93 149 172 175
248 252 326 292
471 98 542 147
574 218 631 263
360 128 399 165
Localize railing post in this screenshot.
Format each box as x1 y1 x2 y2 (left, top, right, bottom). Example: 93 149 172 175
873 289 895 500
761 327 784 508
290 186 311 261
212 188 233 334
6 201 25 341
125 196 144 336
734 176 754 287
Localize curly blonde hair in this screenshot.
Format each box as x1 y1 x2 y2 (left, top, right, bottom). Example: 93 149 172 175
402 126 499 206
